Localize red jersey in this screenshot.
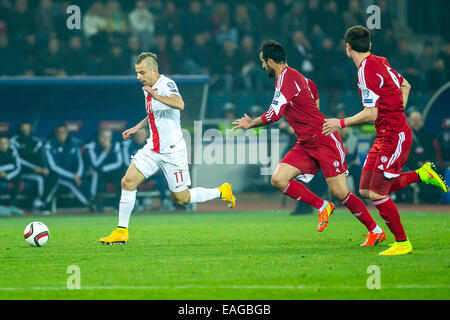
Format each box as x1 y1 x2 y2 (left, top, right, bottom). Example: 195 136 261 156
357 54 408 132
306 78 319 101
261 67 324 143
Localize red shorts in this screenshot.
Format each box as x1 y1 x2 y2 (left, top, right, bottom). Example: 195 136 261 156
281 133 348 183
360 127 413 195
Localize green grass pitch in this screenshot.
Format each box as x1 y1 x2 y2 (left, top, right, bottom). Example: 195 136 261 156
0 209 449 300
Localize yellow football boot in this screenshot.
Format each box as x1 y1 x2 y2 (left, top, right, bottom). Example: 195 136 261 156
218 183 236 209
99 227 129 245
379 239 413 256
416 162 448 193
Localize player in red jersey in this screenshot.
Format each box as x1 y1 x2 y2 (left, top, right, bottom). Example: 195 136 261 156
323 26 448 255
233 40 386 245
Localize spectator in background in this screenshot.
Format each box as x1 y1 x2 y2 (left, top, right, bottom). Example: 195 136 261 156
211 2 237 45
306 0 326 35
40 38 67 77
438 42 450 81
83 1 107 39
126 36 141 73
129 0 155 51
19 32 39 76
156 1 180 40
313 37 343 114
152 34 171 74
53 1 73 42
233 4 254 39
104 0 129 38
239 34 259 92
35 0 54 39
281 1 307 42
435 119 450 168
212 39 241 94
10 0 34 42
406 111 441 203
425 56 447 94
168 33 186 74
322 0 344 42
11 122 49 211
0 135 23 215
66 35 87 76
0 33 14 76
84 129 123 212
342 0 365 30
258 1 281 41
43 123 88 209
391 39 420 89
182 1 210 44
100 45 128 75
419 41 437 77
186 33 212 74
286 31 314 78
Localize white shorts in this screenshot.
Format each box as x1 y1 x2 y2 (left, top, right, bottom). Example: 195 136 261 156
131 145 191 192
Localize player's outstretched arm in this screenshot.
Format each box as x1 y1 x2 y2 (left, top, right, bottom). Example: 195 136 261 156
143 86 184 110
232 114 265 130
123 117 148 140
322 107 378 136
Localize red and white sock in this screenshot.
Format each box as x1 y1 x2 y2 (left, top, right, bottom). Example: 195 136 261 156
118 189 137 228
283 180 325 210
373 196 407 242
341 192 378 232
389 171 420 193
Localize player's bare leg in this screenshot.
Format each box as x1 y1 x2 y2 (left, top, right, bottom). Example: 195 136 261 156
366 190 412 256
171 184 236 209
326 174 385 245
99 162 146 244
271 163 333 231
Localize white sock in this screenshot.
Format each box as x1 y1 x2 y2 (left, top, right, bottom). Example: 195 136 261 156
371 225 383 234
118 189 137 228
319 200 329 212
189 187 221 204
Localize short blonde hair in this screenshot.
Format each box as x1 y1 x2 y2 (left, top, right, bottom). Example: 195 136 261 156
136 52 158 69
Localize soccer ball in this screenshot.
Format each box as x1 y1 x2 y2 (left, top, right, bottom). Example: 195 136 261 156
24 222 50 247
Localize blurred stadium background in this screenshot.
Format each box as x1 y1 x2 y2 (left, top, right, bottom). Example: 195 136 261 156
0 0 449 215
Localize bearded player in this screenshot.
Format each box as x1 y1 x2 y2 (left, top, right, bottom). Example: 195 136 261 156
233 40 387 247
323 26 448 256
100 52 236 244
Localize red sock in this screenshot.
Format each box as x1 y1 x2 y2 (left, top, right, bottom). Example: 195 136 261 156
283 180 325 209
389 171 420 193
373 197 407 241
341 192 377 232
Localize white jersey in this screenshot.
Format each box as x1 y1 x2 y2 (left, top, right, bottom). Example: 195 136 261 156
144 74 186 153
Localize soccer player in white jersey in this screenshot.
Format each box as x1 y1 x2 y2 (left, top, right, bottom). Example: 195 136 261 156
100 52 236 244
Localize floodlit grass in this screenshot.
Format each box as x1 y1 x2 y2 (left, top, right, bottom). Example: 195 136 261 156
0 210 448 299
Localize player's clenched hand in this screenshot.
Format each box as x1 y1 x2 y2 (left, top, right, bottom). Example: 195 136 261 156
232 114 252 130
322 118 340 136
122 127 138 140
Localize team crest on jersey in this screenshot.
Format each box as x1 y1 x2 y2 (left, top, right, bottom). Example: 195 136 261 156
362 89 370 98
381 156 388 163
274 91 280 99
333 160 340 167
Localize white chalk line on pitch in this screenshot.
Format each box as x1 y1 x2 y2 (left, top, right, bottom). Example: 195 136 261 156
0 284 448 291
